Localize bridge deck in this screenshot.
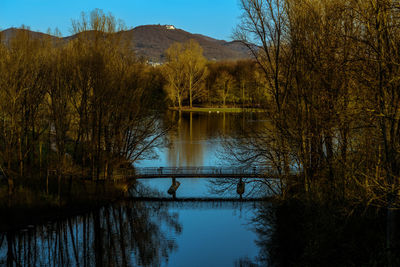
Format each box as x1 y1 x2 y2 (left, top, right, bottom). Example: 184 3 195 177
128 197 269 202
125 166 279 179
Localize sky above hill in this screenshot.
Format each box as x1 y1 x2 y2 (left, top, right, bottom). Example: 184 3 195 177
0 0 242 40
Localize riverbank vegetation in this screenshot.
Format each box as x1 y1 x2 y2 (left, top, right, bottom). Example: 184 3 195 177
0 10 168 207
223 0 400 261
233 0 400 204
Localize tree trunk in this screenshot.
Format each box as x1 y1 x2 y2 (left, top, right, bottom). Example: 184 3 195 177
177 94 182 110
189 77 193 108
7 177 13 196
325 132 334 191
96 109 103 181
242 82 245 107
18 136 23 177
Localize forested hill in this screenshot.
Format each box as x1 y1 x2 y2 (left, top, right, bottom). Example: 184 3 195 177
121 25 251 62
1 25 251 62
1 28 57 42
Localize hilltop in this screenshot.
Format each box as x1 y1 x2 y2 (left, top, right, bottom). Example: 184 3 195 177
1 25 251 62
121 24 251 62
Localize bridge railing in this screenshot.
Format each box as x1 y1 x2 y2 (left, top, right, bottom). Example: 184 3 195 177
129 166 276 177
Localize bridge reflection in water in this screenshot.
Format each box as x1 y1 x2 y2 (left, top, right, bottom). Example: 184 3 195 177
127 166 281 200
128 198 264 210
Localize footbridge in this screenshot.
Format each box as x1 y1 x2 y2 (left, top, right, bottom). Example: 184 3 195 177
122 166 281 199
125 166 279 179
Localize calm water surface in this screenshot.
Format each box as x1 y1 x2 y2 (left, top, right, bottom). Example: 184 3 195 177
0 111 270 266
137 112 267 266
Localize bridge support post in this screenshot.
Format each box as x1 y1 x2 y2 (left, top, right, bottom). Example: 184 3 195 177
168 177 180 199
237 178 245 200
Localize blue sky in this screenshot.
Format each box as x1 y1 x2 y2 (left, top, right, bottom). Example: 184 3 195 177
0 0 242 40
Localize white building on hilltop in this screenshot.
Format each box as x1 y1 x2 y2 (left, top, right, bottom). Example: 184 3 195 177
165 25 176 30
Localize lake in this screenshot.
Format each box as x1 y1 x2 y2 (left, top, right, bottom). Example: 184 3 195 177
0 111 392 266
0 111 272 266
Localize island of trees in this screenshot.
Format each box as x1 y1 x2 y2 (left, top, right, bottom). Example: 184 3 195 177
0 10 170 211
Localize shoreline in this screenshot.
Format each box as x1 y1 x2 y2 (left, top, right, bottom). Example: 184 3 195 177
168 107 266 113
0 178 132 232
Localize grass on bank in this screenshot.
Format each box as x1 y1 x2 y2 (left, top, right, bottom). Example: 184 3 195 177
168 106 266 113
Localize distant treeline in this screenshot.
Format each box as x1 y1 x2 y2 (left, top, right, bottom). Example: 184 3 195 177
162 39 267 109
205 59 267 108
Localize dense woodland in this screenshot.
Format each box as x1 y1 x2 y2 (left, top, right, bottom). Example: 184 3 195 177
163 0 400 215
1 0 400 265
0 0 400 211
212 0 400 207
0 10 168 196
224 0 400 261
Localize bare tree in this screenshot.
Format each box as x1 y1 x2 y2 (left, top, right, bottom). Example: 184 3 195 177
163 42 187 110
163 39 208 109
183 39 208 108
215 70 234 107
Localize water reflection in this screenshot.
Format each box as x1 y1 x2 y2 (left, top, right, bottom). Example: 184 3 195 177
0 199 263 267
238 201 395 267
0 111 271 267
161 111 267 167
2 197 392 267
0 201 181 267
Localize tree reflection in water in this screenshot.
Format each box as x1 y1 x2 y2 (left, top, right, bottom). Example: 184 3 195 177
237 201 395 267
0 201 181 267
